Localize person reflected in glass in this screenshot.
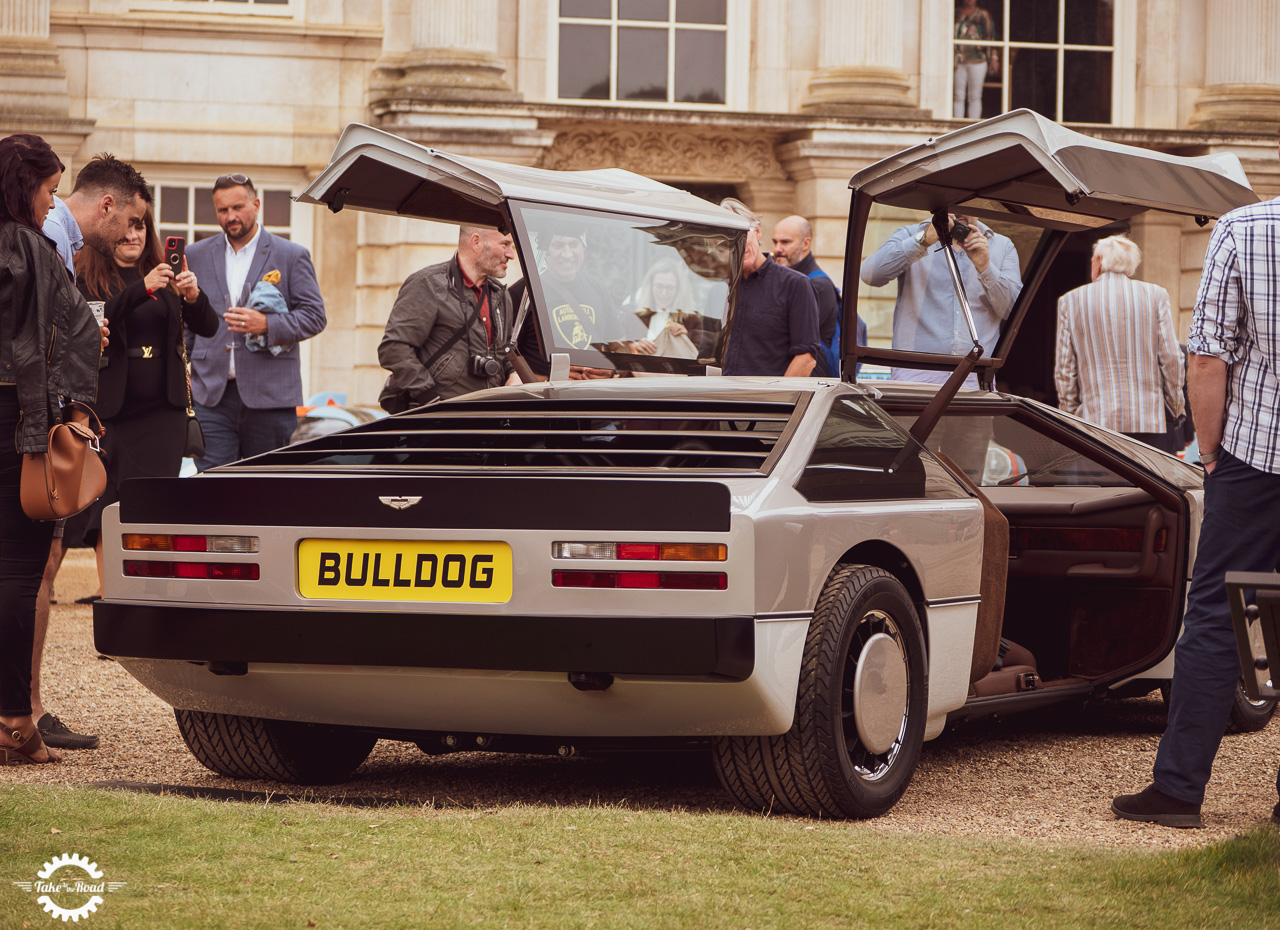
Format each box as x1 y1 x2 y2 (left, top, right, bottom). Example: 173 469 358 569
954 0 998 119
66 208 218 598
634 259 702 359
513 220 653 378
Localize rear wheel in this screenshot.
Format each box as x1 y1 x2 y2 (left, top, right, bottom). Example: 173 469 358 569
1227 685 1277 733
175 709 377 785
713 564 927 819
1158 680 1276 734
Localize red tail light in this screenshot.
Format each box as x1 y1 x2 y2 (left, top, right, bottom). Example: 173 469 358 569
124 560 259 580
552 570 726 590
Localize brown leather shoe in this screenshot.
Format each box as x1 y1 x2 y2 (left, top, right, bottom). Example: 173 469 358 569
1112 785 1203 829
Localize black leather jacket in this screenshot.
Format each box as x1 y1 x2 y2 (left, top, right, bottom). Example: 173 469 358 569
0 222 101 452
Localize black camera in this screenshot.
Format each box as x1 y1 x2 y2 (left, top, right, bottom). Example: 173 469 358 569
470 354 502 378
949 219 971 242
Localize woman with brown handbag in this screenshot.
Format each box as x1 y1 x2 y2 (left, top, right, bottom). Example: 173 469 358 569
0 134 103 765
65 208 217 600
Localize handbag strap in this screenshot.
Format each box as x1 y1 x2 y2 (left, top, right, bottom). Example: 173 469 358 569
177 304 195 417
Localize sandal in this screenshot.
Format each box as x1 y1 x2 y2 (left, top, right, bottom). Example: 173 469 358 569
0 721 62 765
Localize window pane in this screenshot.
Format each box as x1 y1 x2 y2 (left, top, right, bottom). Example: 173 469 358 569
159 227 185 245
561 0 609 17
1009 47 1057 119
618 27 668 101
1064 0 1113 46
194 188 218 226
1009 0 1057 43
675 29 725 104
619 0 667 21
159 186 188 225
264 190 292 226
676 0 725 25
559 24 611 99
796 399 956 502
1063 50 1111 122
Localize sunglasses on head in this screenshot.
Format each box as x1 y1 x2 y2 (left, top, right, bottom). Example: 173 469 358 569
216 173 253 187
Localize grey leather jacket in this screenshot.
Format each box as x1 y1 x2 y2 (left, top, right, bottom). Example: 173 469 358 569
0 222 101 452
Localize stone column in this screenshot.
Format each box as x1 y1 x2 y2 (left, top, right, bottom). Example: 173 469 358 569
801 0 928 118
1189 1 1280 133
369 0 520 109
0 0 95 157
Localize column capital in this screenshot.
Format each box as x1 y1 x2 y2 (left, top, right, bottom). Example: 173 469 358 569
800 0 929 118
368 0 520 109
1189 3 1280 134
1189 84 1280 135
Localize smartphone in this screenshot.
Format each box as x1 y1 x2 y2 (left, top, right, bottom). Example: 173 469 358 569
165 235 185 275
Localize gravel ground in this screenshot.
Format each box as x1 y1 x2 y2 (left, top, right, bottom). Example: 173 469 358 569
9 549 1280 850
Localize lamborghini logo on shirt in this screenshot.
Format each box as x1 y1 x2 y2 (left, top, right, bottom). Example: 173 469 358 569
551 303 598 349
378 496 422 510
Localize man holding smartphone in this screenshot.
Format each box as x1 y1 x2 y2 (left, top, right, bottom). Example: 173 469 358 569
184 172 327 469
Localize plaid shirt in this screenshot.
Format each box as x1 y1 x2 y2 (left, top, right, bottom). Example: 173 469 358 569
1189 195 1280 473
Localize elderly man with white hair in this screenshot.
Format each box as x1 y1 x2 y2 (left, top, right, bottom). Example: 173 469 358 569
1054 234 1185 451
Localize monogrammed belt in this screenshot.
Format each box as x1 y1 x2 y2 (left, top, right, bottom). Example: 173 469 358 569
125 346 157 359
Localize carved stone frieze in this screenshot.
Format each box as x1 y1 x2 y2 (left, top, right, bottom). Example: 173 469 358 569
538 127 787 182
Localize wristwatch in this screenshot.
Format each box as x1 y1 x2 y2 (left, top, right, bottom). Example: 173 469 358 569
1199 448 1220 464
914 228 928 246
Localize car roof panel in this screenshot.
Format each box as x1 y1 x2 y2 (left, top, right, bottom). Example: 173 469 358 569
297 123 752 231
850 109 1257 229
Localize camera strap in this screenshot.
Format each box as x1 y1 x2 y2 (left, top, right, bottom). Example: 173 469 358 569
419 274 493 372
419 324 470 373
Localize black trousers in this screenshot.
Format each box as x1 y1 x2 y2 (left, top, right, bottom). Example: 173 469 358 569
0 386 54 716
1154 449 1280 804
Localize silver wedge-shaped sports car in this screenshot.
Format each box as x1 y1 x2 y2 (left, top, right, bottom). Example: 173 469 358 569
95 110 1270 818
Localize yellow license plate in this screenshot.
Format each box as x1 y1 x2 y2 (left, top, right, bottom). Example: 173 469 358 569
297 539 513 603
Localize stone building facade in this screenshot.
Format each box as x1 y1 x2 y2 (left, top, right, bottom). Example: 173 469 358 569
4 0 1278 404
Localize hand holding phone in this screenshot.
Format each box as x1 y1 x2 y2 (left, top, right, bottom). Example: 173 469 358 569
165 236 185 276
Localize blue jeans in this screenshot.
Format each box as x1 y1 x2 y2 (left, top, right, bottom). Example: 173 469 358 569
1153 449 1280 805
193 380 297 471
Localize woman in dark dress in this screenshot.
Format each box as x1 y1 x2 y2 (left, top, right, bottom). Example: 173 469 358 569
68 208 217 597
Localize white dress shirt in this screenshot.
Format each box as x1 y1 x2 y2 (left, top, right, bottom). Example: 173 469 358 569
224 224 262 379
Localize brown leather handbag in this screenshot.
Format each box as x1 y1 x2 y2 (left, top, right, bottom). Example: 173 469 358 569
20 401 107 521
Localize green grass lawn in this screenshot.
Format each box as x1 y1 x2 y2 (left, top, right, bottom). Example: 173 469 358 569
1 785 1277 930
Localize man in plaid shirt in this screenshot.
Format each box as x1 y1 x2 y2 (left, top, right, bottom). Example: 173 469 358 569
1113 139 1280 829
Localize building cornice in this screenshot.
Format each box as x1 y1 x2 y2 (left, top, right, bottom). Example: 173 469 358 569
49 12 383 46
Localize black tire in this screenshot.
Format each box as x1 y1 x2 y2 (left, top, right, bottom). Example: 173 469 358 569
174 709 377 785
1227 684 1277 733
712 564 928 819
1159 680 1277 734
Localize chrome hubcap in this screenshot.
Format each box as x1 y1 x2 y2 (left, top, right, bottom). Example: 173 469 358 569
842 609 909 781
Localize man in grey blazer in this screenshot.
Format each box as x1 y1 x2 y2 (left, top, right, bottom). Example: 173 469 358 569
185 173 326 469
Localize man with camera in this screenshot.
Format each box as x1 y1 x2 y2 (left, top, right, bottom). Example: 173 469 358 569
860 214 1021 479
378 225 516 411
860 213 1020 387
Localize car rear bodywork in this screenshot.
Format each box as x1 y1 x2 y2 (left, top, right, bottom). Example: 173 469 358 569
96 111 1266 816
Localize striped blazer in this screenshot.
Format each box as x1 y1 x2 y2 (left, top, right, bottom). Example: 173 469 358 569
1054 271 1185 434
